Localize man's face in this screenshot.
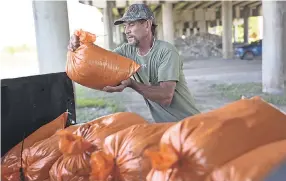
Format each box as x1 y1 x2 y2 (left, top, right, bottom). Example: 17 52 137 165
123 20 149 46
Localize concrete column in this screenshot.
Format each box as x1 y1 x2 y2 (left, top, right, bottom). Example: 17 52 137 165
222 1 233 59
198 21 207 33
115 25 122 45
162 2 174 44
243 8 250 43
177 22 184 37
156 10 164 40
262 1 286 94
32 1 70 74
157 24 164 40
186 28 191 36
215 19 220 34
103 1 114 50
194 28 198 35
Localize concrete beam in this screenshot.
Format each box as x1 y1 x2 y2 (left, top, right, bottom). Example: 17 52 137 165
199 1 218 9
248 1 262 8
236 1 255 7
262 1 286 94
32 0 70 74
184 2 202 10
115 0 127 8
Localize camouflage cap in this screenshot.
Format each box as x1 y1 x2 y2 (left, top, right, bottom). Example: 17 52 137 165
114 3 157 26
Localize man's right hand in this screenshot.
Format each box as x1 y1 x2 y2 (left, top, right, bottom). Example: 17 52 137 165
68 35 80 52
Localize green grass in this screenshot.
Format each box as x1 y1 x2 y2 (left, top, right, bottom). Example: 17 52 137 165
76 97 124 113
211 82 286 105
74 83 126 123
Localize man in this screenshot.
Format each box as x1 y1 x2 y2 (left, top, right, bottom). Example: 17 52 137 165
68 3 200 122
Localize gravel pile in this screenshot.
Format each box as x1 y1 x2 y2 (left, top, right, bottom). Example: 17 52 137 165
175 32 223 59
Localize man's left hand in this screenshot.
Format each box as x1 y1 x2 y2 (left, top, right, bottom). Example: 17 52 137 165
102 78 132 93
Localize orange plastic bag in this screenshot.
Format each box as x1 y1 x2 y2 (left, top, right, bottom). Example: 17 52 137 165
74 112 148 150
66 29 141 90
49 130 94 181
90 123 175 181
1 112 68 181
206 140 286 181
145 97 286 181
20 135 62 181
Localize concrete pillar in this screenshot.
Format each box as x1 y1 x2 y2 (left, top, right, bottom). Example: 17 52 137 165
222 1 233 59
115 25 122 45
194 28 198 35
262 1 286 94
198 21 207 33
233 19 240 43
215 19 220 34
177 22 184 37
162 2 174 44
157 24 164 40
103 1 114 50
186 28 191 36
243 8 249 43
32 1 70 74
156 10 164 40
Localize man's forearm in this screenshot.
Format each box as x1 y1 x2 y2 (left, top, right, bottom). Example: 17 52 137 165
129 79 173 106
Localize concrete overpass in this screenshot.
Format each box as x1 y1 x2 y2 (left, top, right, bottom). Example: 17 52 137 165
31 0 285 95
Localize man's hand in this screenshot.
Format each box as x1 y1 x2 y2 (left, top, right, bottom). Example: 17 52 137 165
68 35 80 52
102 79 132 93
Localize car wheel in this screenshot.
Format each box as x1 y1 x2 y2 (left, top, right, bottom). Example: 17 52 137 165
242 51 255 60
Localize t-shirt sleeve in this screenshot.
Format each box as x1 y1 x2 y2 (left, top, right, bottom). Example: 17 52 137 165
158 49 181 82
112 45 125 56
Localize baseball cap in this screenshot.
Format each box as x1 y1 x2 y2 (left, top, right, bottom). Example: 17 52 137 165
114 3 157 26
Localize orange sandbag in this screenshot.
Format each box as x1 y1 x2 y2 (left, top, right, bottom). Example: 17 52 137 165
1 112 68 181
74 112 148 150
66 29 141 90
145 97 286 181
206 140 286 181
90 123 175 181
20 135 62 181
49 130 94 181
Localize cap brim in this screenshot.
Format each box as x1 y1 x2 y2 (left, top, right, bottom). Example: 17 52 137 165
114 17 138 25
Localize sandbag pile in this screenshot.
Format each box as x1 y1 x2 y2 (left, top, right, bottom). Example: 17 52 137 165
145 96 286 181
90 123 175 181
66 29 141 90
2 97 286 181
175 32 222 59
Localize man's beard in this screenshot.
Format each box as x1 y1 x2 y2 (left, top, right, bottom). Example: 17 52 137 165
127 37 139 47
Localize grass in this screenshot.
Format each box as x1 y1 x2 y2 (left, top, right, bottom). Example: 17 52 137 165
74 83 126 122
211 82 286 105
75 97 124 113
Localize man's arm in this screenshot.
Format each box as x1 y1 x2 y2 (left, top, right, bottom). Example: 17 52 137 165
130 48 181 107
129 80 176 106
104 45 181 107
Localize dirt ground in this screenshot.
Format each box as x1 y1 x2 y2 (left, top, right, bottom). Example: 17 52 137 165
119 58 286 122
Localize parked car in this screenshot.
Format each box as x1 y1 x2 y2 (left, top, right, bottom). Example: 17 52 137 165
235 39 262 60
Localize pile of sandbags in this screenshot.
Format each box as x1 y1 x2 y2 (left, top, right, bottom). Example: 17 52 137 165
2 97 286 181
145 96 286 181
66 29 140 90
175 32 223 59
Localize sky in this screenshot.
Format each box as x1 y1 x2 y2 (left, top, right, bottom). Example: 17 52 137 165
0 0 105 49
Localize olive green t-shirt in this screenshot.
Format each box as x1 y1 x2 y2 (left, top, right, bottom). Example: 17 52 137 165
113 39 200 122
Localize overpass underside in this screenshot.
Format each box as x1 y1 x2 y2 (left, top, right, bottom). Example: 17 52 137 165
32 0 286 95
